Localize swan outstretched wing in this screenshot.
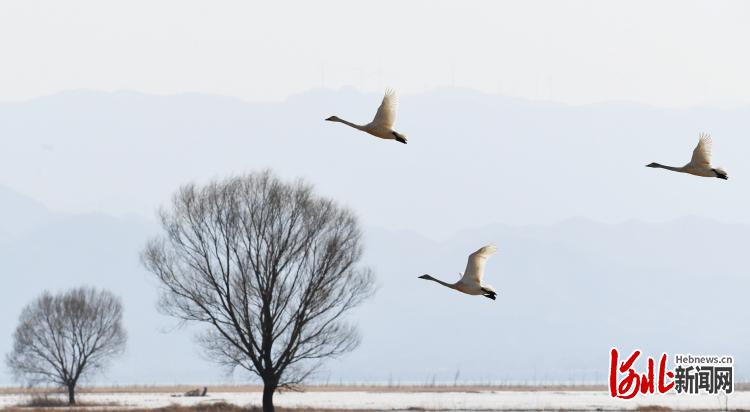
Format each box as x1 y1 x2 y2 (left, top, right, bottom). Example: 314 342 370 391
461 245 497 286
372 88 398 128
688 133 712 168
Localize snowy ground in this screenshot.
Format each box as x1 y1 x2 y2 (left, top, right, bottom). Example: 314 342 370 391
0 390 747 410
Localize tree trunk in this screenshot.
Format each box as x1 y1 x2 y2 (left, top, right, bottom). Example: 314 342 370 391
67 383 76 405
262 380 277 412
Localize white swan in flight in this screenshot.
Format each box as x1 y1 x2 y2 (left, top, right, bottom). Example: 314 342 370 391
325 89 408 144
646 133 728 180
419 245 498 300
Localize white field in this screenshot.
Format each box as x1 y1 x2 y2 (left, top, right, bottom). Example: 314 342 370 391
1 390 748 410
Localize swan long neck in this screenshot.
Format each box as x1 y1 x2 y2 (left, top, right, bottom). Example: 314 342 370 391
652 163 684 172
424 275 457 289
334 117 368 131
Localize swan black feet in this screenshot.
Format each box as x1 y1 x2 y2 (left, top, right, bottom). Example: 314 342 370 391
713 169 728 180
481 288 497 300
392 131 407 144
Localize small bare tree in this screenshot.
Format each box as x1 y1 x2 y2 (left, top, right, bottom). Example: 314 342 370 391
142 171 374 412
6 287 126 405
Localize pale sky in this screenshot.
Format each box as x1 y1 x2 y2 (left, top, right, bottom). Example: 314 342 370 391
2 1 750 386
1 0 748 107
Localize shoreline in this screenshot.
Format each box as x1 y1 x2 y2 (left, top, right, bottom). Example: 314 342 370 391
1 383 748 394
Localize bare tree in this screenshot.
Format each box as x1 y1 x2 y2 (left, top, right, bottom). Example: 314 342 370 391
142 171 375 412
6 287 126 405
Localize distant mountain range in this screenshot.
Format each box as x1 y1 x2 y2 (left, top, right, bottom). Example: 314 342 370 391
0 88 748 239
1 185 747 385
0 186 220 385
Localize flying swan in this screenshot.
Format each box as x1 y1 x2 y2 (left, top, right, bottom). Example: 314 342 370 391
419 245 498 300
325 88 408 144
646 133 728 180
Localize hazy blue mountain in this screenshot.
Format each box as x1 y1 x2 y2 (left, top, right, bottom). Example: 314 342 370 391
1 186 747 385
0 88 748 239
342 217 750 384
1 89 748 385
0 190 222 386
0 185 52 239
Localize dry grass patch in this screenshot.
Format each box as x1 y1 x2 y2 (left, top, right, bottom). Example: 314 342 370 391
3 403 383 412
8 394 122 410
